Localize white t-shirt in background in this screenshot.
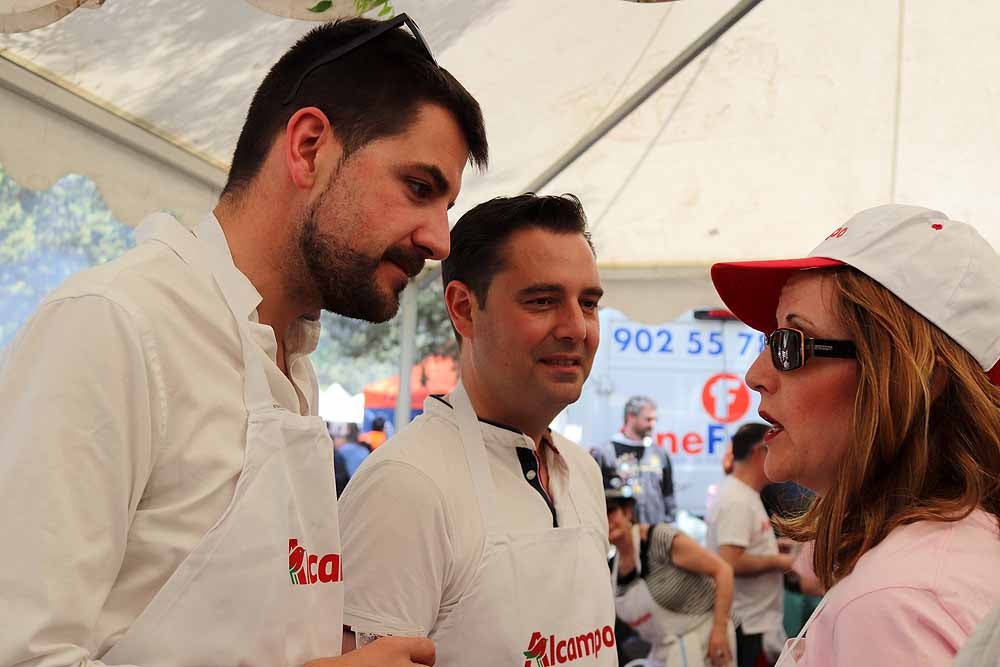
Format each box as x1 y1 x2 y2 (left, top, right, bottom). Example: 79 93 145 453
706 476 783 636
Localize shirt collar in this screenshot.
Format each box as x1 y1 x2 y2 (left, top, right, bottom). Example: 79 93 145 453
196 213 322 357
194 213 263 322
288 316 322 356
428 394 561 454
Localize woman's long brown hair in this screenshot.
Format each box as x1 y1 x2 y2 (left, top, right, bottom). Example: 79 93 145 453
776 267 1000 590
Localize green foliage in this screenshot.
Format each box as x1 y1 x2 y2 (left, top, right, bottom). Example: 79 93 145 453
313 279 457 393
0 165 134 347
307 0 394 16
355 0 394 17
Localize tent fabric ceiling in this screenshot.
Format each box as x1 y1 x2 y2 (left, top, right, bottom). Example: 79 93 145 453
1 0 998 268
0 0 103 34
0 0 362 33
0 52 224 225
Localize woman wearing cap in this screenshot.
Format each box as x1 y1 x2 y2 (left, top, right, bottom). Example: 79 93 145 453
711 205 1000 665
608 476 736 667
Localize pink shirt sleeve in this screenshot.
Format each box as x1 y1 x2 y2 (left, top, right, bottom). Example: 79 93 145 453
805 587 966 665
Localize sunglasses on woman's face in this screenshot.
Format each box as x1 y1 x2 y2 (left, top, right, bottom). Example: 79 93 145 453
766 327 857 372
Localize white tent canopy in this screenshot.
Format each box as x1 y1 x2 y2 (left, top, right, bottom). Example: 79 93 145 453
2 0 999 319
0 0 373 33
318 383 365 424
0 0 104 34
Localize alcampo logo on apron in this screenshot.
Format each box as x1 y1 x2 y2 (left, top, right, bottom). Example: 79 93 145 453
521 626 615 666
288 538 342 585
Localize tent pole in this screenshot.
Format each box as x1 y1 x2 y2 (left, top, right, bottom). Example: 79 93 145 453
394 282 419 430
523 0 765 193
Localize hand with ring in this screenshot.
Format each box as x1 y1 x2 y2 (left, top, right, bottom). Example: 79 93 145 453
706 622 732 665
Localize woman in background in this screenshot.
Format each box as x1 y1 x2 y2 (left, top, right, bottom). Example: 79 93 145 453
608 476 736 667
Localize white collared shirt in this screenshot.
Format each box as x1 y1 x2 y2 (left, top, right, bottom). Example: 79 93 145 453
0 213 321 667
339 394 609 637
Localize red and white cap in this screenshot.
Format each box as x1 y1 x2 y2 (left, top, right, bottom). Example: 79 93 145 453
711 204 1000 386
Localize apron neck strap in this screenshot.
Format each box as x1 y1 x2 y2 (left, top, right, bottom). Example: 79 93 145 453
136 213 274 413
448 381 590 533
449 382 501 534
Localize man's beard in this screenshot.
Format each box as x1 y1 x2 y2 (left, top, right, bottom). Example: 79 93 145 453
298 200 425 323
630 424 653 440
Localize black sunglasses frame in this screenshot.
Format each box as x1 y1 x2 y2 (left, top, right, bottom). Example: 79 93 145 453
767 327 856 372
283 13 437 105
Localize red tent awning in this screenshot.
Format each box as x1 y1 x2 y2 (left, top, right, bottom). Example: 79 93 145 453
363 355 458 410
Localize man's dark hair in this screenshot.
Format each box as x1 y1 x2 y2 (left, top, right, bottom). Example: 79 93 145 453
732 422 770 461
442 193 594 322
370 416 386 432
606 495 637 513
222 18 488 197
344 422 360 442
623 395 656 423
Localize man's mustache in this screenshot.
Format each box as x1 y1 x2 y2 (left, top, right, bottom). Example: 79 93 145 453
382 246 426 278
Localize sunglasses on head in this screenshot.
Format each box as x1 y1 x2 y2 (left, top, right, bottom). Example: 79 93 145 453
283 13 436 105
766 327 857 372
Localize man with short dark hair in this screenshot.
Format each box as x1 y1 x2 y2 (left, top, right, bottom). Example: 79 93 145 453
0 15 485 667
706 423 794 667
339 194 618 665
591 395 676 525
360 415 388 450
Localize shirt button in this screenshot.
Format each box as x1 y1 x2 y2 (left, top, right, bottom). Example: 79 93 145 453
526 470 537 481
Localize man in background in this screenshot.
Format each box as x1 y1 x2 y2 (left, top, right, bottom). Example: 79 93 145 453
337 422 372 477
591 395 676 524
359 416 388 450
707 423 794 667
329 422 351 497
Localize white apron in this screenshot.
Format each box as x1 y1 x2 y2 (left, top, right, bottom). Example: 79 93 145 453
774 596 828 666
101 213 343 667
614 526 734 667
430 382 618 667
